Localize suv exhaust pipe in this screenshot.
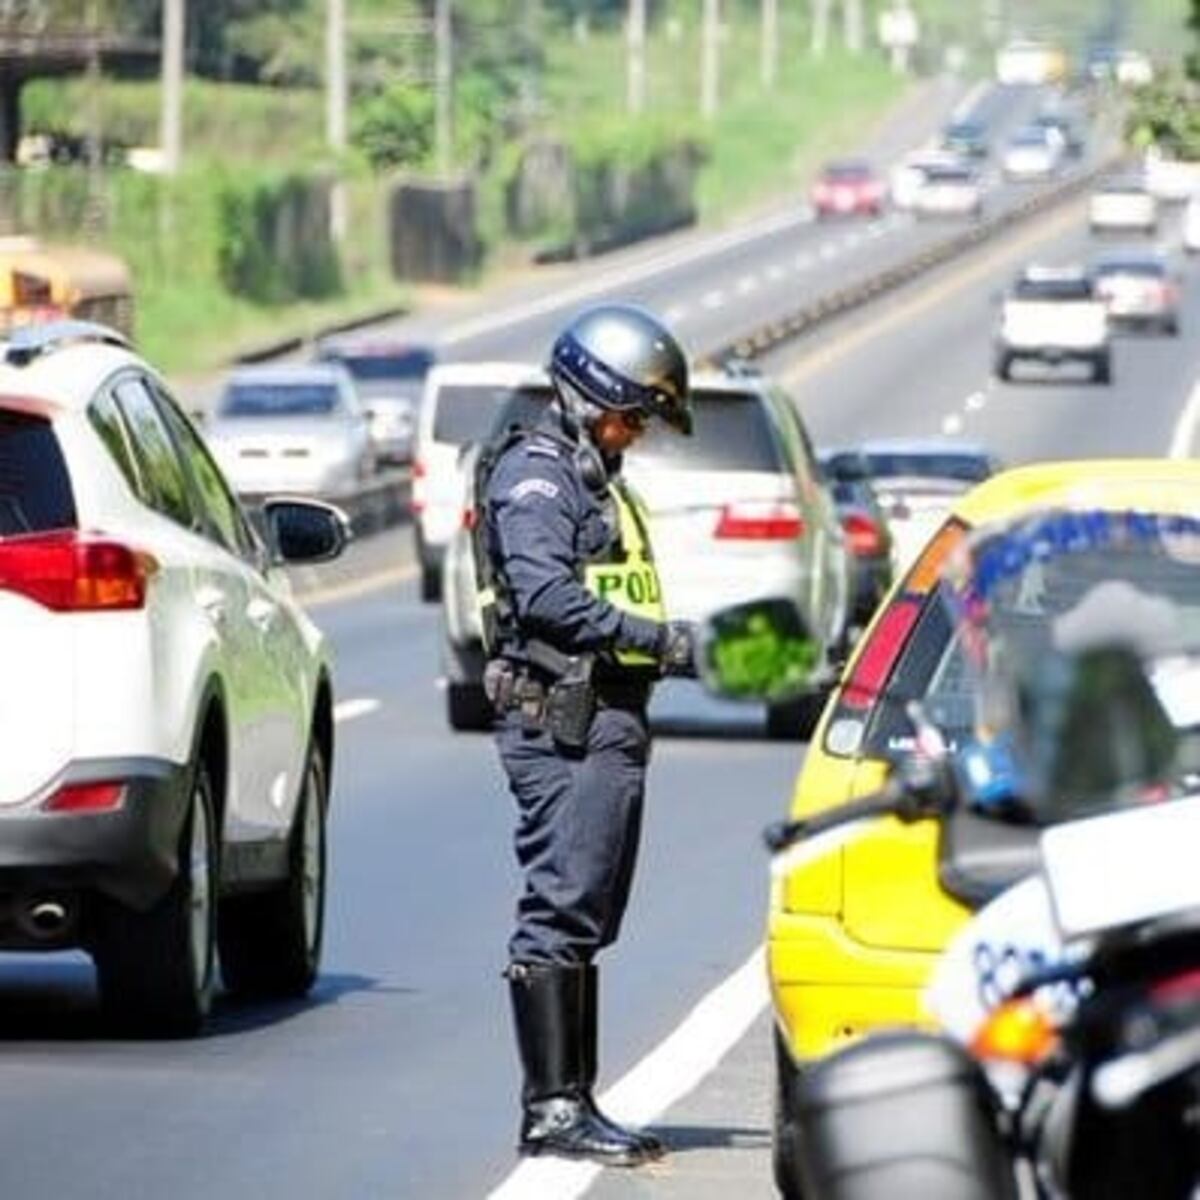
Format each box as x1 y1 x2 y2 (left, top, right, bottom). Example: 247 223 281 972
18 896 75 941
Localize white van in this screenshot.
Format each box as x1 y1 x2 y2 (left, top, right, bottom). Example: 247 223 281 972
412 361 548 602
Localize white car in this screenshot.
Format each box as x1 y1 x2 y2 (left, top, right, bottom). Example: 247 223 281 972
995 40 1064 85
1089 179 1158 234
440 366 852 740
889 151 960 210
413 361 547 603
994 266 1112 384
1144 150 1200 204
1185 195 1200 254
0 320 347 1034
911 163 983 219
1115 50 1154 88
1001 128 1063 181
207 363 375 501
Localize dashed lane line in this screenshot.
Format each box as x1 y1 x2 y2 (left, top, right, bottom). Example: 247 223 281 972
299 562 419 611
942 412 965 435
485 949 767 1200
1169 376 1200 459
702 289 726 310
736 276 760 295
334 698 382 724
965 390 987 412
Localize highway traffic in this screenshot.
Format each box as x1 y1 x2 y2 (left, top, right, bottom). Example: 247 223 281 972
2 65 1200 1200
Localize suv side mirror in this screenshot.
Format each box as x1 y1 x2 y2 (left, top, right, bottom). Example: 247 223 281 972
262 498 351 565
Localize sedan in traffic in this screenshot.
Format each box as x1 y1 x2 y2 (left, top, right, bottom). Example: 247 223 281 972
812 160 886 219
1001 128 1063 181
910 162 983 220
1092 250 1181 336
207 364 375 501
1089 177 1158 235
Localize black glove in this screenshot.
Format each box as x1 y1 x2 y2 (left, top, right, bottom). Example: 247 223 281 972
657 620 699 678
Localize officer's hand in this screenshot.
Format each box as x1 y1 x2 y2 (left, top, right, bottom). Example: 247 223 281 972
657 621 699 679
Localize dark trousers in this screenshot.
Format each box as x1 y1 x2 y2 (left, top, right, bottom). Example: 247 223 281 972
497 705 650 966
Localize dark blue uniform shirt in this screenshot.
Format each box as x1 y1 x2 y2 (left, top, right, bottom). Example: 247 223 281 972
483 418 662 666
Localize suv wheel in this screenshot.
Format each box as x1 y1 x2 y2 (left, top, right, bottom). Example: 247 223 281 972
447 682 493 732
420 563 442 603
95 758 217 1037
766 691 827 742
219 744 328 999
1093 352 1112 385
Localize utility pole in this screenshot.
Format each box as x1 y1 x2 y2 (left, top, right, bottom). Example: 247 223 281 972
434 0 453 175
811 0 831 56
326 0 347 240
627 0 646 115
842 0 864 53
761 0 778 88
701 0 719 119
160 0 185 174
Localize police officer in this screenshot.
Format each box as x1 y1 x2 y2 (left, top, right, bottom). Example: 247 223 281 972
475 305 697 1167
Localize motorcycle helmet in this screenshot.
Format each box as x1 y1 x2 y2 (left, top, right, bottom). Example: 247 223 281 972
549 304 693 436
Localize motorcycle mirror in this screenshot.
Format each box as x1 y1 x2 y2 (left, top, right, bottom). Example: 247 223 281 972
1016 641 1178 810
697 597 823 703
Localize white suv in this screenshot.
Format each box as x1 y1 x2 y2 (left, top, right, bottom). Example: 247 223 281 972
0 321 347 1036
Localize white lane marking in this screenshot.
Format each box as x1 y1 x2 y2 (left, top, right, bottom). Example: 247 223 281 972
942 413 964 435
766 264 786 282
302 562 419 610
1169 376 1200 458
664 303 689 323
441 209 814 345
736 275 759 295
702 289 725 309
486 949 767 1200
334 698 381 724
953 80 990 122
965 390 987 412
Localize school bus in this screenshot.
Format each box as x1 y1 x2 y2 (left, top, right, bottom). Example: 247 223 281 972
0 237 134 338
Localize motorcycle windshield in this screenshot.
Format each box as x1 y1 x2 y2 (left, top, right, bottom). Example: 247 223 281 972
929 507 1200 823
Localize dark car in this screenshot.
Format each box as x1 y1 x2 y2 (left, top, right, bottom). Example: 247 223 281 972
940 120 989 160
314 340 437 466
817 449 894 630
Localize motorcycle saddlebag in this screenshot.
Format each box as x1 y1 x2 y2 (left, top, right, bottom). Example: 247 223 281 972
795 1031 1016 1200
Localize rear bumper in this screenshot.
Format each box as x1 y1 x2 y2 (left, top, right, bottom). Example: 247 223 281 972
0 758 190 939
1000 343 1107 362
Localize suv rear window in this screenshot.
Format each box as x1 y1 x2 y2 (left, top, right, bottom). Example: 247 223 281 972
1012 277 1094 301
861 452 993 483
433 384 538 445
0 410 76 536
634 390 785 472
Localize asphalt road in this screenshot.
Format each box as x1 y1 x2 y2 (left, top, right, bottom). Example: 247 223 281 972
0 82 1184 1200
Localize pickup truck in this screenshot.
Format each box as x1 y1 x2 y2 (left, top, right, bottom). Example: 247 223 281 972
994 267 1112 384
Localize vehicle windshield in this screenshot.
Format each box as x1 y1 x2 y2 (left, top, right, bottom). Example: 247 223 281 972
1094 259 1164 278
1012 130 1049 147
1012 276 1094 301
489 387 786 474
860 451 993 483
864 510 1200 820
220 382 341 417
824 162 873 181
322 349 435 383
434 383 546 445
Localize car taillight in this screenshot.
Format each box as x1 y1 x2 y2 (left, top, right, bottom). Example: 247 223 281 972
842 511 886 557
461 506 478 531
43 781 126 813
411 459 427 514
0 531 154 611
841 597 921 710
714 501 805 541
1158 282 1178 306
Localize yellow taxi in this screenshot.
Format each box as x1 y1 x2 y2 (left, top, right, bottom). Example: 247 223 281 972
768 459 1200 1071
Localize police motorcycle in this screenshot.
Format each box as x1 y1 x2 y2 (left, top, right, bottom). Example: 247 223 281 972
695 507 1200 1200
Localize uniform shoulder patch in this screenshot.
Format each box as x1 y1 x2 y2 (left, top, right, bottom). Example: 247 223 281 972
509 477 560 502
526 438 561 458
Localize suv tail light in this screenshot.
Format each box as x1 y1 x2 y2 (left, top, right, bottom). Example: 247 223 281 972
43 780 126 813
714 501 805 541
0 531 154 612
461 505 478 531
842 511 887 557
411 459 427 514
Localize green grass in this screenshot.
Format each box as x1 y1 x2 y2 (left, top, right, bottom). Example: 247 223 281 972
545 8 905 221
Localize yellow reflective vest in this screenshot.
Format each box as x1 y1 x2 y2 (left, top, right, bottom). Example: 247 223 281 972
584 478 666 666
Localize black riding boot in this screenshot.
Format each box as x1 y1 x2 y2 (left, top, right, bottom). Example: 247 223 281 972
581 964 665 1159
509 963 651 1167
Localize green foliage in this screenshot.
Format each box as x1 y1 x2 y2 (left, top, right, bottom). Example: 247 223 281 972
216 173 342 303
352 83 434 171
1127 75 1200 158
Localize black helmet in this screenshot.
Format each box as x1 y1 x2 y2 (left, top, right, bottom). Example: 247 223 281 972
549 304 692 435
